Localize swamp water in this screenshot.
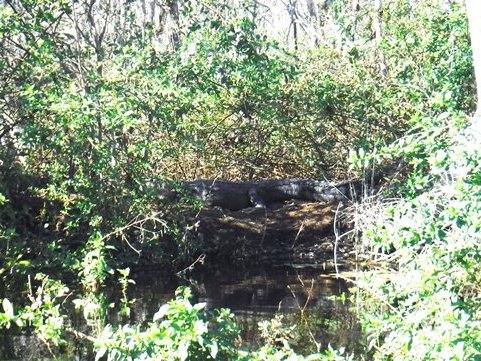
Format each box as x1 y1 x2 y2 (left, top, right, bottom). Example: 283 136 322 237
0 264 363 360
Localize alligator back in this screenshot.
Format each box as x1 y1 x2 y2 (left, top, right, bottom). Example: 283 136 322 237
181 179 361 210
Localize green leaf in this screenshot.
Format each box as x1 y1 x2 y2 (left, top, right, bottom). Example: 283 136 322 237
95 346 107 361
15 318 24 328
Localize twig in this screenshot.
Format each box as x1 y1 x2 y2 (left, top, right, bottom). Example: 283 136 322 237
121 234 141 255
291 221 305 249
176 254 205 276
65 327 97 343
287 275 322 352
101 213 167 242
338 274 401 316
299 275 314 314
333 201 343 276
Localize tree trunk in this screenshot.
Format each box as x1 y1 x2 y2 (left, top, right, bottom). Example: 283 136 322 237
306 0 319 47
168 0 181 51
373 0 387 78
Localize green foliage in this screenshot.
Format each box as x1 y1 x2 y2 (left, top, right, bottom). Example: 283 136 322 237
92 286 356 360
78 229 113 292
380 2 473 111
0 0 479 359
117 268 135 319
0 274 68 346
0 280 349 360
353 111 481 359
95 287 239 360
0 0 475 275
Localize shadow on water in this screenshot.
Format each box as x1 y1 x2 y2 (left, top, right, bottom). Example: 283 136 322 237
185 264 363 354
0 264 363 360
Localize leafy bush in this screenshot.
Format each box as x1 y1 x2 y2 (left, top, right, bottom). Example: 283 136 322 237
94 287 239 360
1 284 350 360
353 111 481 360
0 0 479 359
0 0 474 275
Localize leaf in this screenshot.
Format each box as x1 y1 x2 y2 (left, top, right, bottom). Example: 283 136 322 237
117 268 130 277
2 299 14 319
178 340 189 361
15 318 24 328
153 304 170 322
95 346 107 361
194 320 208 336
209 341 218 358
193 302 206 311
0 314 10 328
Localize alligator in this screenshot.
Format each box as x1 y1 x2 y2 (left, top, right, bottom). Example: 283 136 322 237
179 179 362 211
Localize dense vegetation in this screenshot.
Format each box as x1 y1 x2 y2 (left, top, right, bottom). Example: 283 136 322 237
0 0 479 359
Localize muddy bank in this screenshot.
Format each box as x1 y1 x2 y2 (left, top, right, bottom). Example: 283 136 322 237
184 201 357 266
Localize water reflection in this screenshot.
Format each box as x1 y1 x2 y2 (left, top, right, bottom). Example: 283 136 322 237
127 264 362 354
0 264 363 360
183 265 362 353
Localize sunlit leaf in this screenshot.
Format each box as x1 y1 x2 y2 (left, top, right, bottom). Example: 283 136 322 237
153 304 170 322
2 299 14 319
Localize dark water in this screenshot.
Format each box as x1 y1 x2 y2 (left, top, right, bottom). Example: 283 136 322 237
0 264 363 360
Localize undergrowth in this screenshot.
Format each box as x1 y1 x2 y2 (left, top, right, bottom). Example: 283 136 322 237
351 111 481 360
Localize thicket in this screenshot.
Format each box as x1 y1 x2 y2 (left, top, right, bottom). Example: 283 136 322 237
0 0 478 359
352 111 481 360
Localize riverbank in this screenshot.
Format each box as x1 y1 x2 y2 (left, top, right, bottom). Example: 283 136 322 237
184 200 357 267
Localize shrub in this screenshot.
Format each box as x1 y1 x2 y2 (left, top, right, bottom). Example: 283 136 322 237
353 111 481 360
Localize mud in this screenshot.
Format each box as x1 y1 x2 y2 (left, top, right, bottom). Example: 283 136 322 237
185 201 357 266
